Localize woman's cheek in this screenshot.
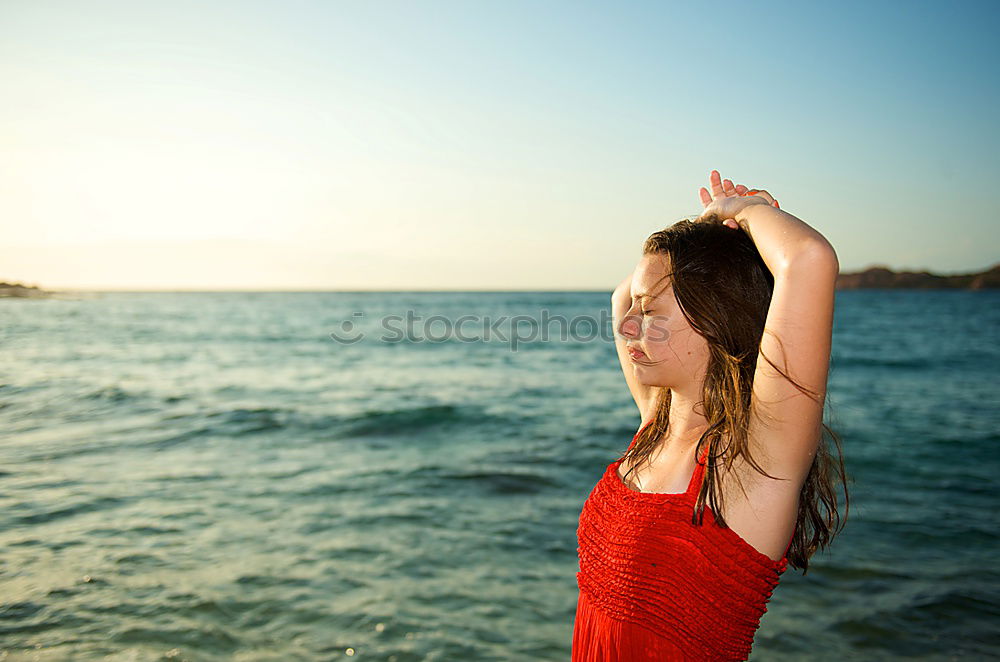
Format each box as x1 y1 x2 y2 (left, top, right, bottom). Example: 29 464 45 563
644 337 671 363
647 319 674 351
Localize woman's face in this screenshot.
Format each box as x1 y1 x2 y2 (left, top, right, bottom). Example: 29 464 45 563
618 253 710 388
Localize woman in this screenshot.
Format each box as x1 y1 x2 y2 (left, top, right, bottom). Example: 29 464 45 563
572 170 849 661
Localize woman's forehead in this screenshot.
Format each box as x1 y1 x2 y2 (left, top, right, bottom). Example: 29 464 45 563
633 255 672 294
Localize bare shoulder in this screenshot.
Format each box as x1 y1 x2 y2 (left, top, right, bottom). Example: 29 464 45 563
714 442 803 562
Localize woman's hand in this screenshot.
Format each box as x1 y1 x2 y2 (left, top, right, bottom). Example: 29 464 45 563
697 170 780 229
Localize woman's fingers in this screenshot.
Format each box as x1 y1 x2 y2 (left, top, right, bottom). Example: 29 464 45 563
699 187 712 207
710 170 726 198
703 171 781 211
704 172 779 209
711 170 740 198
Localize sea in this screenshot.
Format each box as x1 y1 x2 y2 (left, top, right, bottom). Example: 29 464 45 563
1 290 997 661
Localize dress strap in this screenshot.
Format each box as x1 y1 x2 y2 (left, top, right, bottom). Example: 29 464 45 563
685 443 711 497
783 526 796 558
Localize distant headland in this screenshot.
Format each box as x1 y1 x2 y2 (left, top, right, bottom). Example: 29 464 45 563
0 281 57 298
836 263 1000 289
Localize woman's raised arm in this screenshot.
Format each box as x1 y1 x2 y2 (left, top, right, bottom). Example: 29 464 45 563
697 169 839 479
612 272 655 421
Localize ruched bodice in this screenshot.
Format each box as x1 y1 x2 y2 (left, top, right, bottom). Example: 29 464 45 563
572 423 792 661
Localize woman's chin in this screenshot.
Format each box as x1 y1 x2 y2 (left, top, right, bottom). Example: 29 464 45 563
635 370 671 388
635 374 661 387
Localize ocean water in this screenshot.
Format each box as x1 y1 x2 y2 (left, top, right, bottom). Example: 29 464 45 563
1 290 997 661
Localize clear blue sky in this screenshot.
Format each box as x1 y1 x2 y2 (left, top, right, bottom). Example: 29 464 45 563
1 0 997 290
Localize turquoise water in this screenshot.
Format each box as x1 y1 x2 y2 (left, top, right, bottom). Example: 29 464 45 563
1 290 997 661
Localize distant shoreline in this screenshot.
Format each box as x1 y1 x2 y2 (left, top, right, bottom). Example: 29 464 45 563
3 263 999 296
0 281 58 298
835 263 1000 290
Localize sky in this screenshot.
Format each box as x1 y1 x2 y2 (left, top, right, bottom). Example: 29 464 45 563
1 0 997 291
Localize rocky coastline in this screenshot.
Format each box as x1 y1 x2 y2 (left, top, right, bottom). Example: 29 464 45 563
0 281 58 298
836 263 1000 290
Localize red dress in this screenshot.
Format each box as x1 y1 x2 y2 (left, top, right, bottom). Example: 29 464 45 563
573 421 793 661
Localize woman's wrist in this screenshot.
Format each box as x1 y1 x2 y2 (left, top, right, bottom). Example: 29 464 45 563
734 196 773 222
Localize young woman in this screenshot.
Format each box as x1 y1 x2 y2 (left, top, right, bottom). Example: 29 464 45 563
572 170 849 661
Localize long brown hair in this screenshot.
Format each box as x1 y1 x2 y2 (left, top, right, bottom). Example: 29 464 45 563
618 217 849 574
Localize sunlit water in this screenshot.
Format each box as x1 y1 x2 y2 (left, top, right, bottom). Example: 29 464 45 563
1 290 997 661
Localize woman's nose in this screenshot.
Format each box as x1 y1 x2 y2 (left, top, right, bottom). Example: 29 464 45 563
618 314 640 338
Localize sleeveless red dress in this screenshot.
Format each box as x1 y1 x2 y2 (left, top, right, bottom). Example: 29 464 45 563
572 421 794 661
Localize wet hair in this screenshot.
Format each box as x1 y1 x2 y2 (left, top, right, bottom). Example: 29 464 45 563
618 216 849 574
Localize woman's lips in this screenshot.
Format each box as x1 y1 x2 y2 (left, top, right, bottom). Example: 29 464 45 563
628 347 647 361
